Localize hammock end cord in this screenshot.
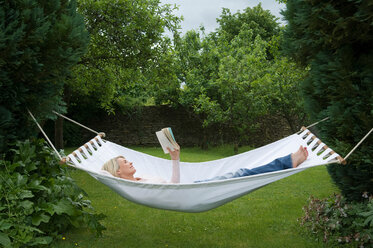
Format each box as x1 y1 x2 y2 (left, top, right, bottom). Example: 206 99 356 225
28 109 106 165
300 125 347 165
52 110 107 164
59 132 106 165
299 125 372 165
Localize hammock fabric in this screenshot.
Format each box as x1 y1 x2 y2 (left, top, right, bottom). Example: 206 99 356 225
65 128 343 212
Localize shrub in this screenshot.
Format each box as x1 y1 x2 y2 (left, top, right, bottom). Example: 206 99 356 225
300 194 373 247
0 139 105 247
0 0 88 153
283 0 373 202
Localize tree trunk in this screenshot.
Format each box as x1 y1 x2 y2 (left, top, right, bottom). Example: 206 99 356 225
54 116 64 150
284 113 297 133
54 85 72 150
233 133 239 154
201 128 208 150
233 142 239 154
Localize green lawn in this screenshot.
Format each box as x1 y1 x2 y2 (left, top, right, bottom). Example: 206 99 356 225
56 145 338 248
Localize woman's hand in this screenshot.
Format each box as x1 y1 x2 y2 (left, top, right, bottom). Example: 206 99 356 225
167 147 180 160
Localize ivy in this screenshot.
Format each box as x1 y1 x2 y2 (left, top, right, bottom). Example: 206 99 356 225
0 139 105 247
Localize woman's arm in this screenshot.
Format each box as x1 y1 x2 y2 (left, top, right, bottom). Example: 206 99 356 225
167 147 180 183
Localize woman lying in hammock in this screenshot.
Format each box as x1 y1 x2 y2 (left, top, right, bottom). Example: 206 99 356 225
101 146 309 184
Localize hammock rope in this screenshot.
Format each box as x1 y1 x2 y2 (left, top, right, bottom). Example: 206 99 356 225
344 127 373 160
27 109 62 160
28 110 371 165
52 110 104 137
297 116 330 133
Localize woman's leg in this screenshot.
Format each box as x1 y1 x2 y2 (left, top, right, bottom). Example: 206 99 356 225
194 154 292 183
232 154 292 177
194 146 308 183
233 145 308 177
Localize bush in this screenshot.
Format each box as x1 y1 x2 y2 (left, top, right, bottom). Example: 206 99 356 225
300 194 373 247
283 0 373 202
0 0 88 153
0 139 105 247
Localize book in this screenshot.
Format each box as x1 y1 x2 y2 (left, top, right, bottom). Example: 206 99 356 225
155 127 180 154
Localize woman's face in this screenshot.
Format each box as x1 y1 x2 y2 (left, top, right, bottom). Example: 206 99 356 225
116 157 136 179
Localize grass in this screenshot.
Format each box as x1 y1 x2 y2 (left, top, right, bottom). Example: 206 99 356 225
56 145 339 248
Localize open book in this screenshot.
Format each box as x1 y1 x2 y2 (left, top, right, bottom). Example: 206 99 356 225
155 127 180 154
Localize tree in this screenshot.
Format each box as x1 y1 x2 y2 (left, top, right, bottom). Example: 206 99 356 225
0 0 89 153
282 0 373 201
193 29 270 153
155 3 282 109
216 4 280 44
165 5 306 152
0 1 105 245
251 34 307 132
53 0 182 148
73 0 181 110
192 28 306 152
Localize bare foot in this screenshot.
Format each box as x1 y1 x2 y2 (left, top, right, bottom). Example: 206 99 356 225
291 146 308 168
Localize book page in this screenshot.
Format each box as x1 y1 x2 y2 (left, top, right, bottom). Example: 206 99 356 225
162 128 179 149
156 131 175 154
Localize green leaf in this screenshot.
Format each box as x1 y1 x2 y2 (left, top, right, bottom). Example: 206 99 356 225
28 179 48 191
0 221 12 231
19 200 34 210
363 215 373 227
53 200 76 216
0 232 11 248
28 236 53 246
38 202 55 215
19 190 34 199
32 213 50 226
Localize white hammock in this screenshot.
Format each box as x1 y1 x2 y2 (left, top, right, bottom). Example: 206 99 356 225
64 128 344 212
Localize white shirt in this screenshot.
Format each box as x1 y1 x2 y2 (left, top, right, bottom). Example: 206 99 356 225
138 159 180 184
100 159 180 184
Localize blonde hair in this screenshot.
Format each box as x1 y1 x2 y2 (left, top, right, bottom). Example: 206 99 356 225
102 156 124 177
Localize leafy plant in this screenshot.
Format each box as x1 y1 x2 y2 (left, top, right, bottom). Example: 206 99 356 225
0 139 105 247
300 194 373 247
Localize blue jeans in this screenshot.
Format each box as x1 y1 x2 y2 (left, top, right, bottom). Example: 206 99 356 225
195 154 293 183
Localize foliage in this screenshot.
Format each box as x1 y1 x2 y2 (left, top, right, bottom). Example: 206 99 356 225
71 0 182 112
252 54 307 132
216 3 280 44
0 139 105 248
194 30 270 147
300 194 373 247
282 0 373 201
158 4 307 152
144 36 182 107
52 0 182 148
0 0 89 153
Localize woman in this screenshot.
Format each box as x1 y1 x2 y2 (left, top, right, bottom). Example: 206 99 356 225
101 147 180 183
101 146 308 183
